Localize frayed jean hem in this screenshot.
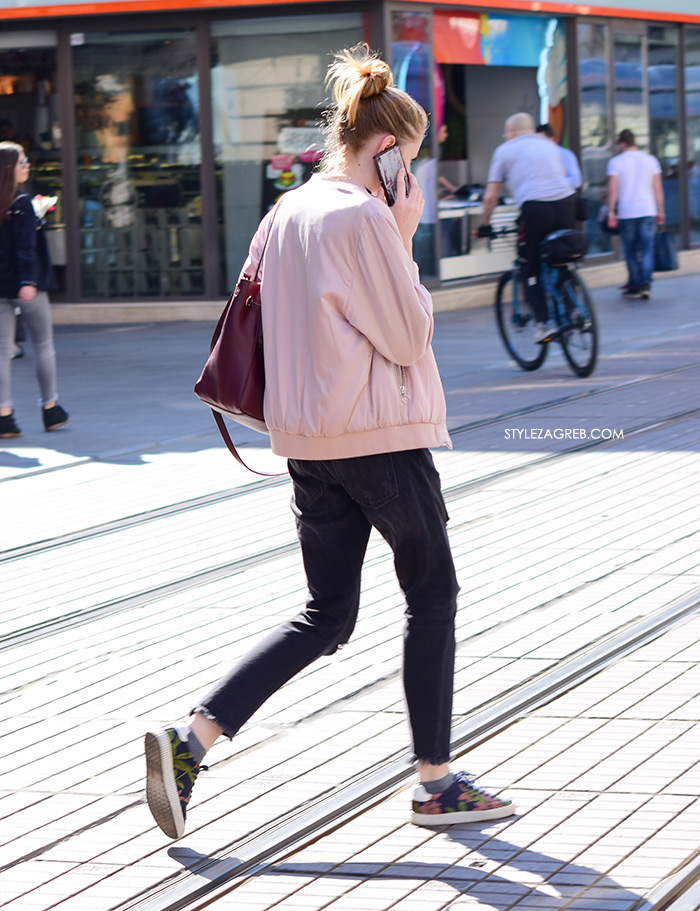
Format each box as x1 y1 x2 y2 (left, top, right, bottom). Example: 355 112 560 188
190 704 235 740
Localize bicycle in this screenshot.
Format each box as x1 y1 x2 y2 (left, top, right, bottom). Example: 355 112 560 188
492 227 598 377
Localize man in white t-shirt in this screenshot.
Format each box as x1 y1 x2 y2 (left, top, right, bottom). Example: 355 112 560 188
607 129 665 300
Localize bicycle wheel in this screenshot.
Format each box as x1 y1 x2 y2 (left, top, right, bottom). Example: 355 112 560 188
495 270 547 371
557 270 598 377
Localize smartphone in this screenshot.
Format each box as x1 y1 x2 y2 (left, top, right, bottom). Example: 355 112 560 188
373 145 409 207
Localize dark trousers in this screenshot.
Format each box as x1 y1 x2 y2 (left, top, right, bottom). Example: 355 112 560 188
194 449 459 764
519 195 577 322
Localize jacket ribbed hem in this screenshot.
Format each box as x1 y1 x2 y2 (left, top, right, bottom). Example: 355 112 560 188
269 423 452 461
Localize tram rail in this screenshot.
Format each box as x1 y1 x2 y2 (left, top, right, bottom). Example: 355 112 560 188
2 398 699 653
120 588 700 911
4 345 700 909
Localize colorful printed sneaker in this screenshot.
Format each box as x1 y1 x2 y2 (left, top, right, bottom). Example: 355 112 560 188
145 728 205 838
411 771 515 826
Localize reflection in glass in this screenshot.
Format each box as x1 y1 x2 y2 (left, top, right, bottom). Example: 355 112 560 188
614 33 647 149
210 15 363 293
391 11 437 278
73 31 202 298
578 22 612 254
685 28 700 244
648 26 679 235
0 39 65 296
430 13 567 280
392 12 433 114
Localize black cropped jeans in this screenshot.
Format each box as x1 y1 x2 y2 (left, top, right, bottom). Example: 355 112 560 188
194 448 459 764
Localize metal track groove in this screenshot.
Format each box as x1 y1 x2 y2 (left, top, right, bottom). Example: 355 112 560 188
118 588 700 911
3 404 698 652
3 359 699 565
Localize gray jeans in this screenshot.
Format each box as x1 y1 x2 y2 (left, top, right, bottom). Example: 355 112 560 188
0 292 58 409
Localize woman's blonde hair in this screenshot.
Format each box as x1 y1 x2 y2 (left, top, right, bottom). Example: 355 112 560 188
323 44 427 170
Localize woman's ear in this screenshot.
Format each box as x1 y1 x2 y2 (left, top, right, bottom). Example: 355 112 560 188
374 134 396 156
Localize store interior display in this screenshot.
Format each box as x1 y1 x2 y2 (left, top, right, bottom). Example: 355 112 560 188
73 31 204 298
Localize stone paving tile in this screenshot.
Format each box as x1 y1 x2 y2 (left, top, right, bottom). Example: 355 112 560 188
4 292 700 910
234 617 700 911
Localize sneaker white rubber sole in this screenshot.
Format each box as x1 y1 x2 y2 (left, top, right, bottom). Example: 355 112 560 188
411 800 516 827
145 730 184 839
534 323 558 344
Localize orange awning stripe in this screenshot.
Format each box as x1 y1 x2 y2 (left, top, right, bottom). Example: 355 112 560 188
1 0 699 24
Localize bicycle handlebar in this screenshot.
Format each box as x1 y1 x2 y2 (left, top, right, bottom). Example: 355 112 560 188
473 224 519 239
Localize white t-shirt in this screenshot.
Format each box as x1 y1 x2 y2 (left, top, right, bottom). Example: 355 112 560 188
414 157 437 224
487 133 572 207
606 149 661 218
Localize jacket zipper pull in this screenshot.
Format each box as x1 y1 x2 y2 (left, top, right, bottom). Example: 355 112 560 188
399 367 410 404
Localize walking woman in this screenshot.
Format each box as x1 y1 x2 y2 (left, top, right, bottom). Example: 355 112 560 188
0 141 69 438
145 45 514 839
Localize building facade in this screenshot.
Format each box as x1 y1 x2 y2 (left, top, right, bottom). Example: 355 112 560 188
1 0 698 308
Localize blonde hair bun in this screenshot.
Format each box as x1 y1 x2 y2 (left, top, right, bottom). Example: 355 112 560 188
328 45 393 128
322 43 427 171
357 56 392 100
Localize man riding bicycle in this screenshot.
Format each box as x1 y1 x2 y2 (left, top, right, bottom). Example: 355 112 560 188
479 113 577 344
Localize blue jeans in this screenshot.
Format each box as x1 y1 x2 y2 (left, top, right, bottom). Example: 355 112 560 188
618 216 656 290
194 449 459 764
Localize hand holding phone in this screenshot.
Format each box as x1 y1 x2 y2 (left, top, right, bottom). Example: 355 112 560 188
373 145 409 207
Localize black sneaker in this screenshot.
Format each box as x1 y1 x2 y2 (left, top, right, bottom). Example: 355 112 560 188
623 287 643 299
0 412 21 438
145 728 205 839
42 404 69 431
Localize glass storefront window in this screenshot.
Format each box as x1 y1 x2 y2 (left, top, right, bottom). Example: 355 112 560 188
391 11 437 278
392 12 433 115
430 12 567 280
613 32 647 149
648 26 680 235
685 28 700 245
579 22 612 255
0 33 65 297
72 30 202 298
210 14 364 292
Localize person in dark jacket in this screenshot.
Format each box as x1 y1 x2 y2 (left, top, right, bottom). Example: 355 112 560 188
0 141 69 438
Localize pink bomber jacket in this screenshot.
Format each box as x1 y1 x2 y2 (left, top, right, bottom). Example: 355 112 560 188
240 172 452 460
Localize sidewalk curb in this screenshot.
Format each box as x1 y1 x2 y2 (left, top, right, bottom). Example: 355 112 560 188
48 250 700 324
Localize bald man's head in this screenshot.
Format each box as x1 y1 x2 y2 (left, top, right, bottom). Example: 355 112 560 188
504 113 535 139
